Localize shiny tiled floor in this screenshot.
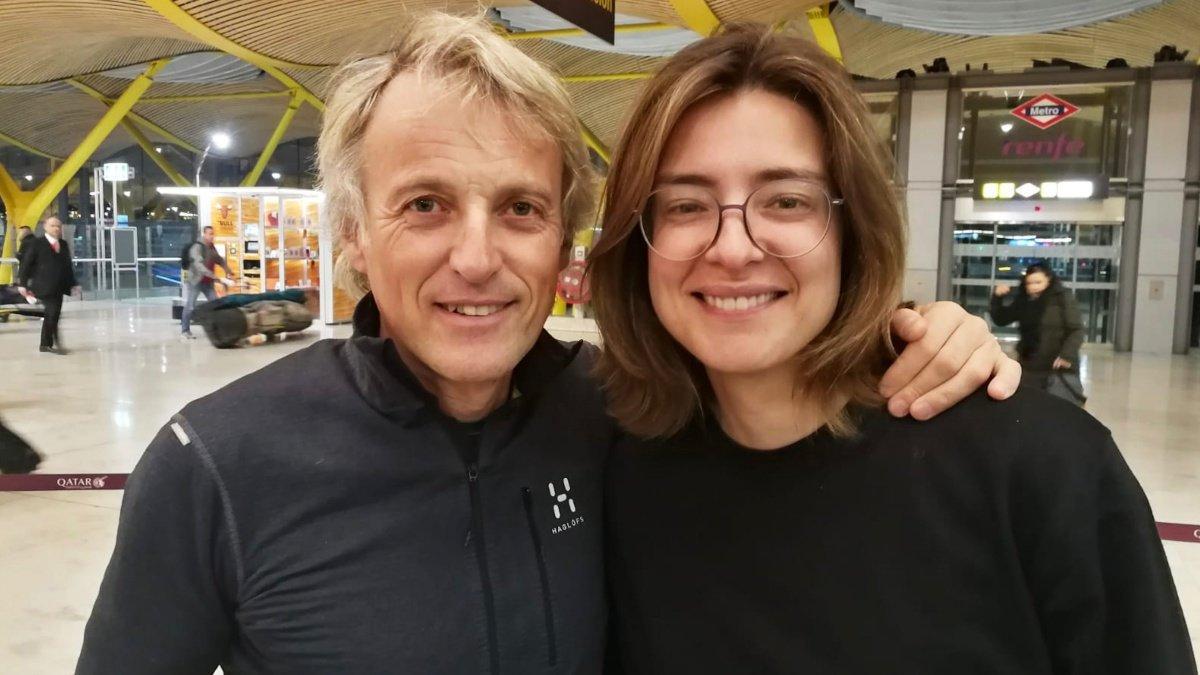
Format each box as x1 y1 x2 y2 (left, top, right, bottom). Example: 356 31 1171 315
1 299 1198 672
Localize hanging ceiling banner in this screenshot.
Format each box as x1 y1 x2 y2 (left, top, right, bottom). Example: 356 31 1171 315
530 0 615 43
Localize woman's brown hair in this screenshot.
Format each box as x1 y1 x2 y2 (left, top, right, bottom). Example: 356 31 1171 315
589 23 906 439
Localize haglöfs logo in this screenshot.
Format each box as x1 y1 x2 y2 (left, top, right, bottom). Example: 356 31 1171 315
548 478 576 519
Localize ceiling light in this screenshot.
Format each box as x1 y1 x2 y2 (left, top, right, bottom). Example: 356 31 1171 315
24 174 32 181
1000 123 1013 133
155 146 163 153
271 172 282 180
210 132 231 150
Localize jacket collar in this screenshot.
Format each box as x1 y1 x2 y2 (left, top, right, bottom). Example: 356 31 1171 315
343 293 578 425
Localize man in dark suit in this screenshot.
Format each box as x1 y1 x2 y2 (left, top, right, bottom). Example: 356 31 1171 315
17 217 80 354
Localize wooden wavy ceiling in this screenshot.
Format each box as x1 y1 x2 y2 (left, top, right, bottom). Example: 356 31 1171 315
0 0 1196 168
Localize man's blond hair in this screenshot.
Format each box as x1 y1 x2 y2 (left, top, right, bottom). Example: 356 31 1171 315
317 11 596 298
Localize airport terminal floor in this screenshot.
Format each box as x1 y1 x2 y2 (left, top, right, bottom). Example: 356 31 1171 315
0 298 1198 671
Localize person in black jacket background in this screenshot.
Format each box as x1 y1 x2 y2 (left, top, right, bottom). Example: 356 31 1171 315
0 414 42 474
17 216 80 354
990 262 1084 389
14 225 34 265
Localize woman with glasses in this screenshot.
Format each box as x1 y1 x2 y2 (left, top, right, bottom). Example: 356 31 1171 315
589 23 1194 674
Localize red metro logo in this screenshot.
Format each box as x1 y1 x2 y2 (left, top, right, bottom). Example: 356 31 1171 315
1010 93 1080 130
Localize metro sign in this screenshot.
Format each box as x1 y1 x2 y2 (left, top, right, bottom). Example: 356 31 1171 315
1010 93 1080 130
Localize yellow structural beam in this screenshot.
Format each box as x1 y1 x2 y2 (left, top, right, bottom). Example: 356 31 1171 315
19 60 168 231
668 0 721 36
1 62 175 282
139 90 293 104
0 163 18 206
66 78 202 154
806 4 843 63
121 119 190 187
562 72 654 83
241 92 301 187
0 193 35 282
142 0 325 112
0 166 36 282
503 22 675 41
580 123 610 164
0 130 64 162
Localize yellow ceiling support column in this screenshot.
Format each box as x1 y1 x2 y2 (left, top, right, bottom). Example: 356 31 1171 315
0 165 35 284
142 0 325 112
66 78 202 154
0 163 18 206
121 119 190 187
139 91 292 104
241 92 302 187
806 5 844 63
562 72 653 83
18 60 168 233
580 123 611 164
668 0 720 36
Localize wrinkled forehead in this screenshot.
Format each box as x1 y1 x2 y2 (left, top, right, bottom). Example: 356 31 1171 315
369 71 557 155
360 73 564 198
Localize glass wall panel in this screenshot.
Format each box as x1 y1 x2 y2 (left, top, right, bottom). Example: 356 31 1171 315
863 92 900 162
951 222 1120 344
1192 224 1199 348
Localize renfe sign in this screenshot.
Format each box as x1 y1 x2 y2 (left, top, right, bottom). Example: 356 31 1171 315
1010 93 1080 130
531 0 616 43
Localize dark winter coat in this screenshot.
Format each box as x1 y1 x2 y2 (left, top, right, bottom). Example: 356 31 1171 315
990 282 1084 379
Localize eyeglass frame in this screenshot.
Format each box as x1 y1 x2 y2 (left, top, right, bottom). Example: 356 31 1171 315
634 179 846 262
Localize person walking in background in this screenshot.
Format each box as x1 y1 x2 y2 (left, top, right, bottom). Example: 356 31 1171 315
14 225 34 265
180 225 234 340
990 262 1085 391
17 216 79 355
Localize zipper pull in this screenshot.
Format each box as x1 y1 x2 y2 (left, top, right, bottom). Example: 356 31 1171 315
467 464 478 482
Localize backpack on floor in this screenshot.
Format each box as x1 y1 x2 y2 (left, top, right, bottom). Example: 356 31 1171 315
197 299 313 348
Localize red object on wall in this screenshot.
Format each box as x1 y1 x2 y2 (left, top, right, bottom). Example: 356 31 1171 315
556 259 590 304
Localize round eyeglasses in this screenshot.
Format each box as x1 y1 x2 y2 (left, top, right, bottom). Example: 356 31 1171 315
637 179 843 261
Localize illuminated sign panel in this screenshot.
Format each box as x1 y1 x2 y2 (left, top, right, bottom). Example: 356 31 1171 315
1010 93 1081 130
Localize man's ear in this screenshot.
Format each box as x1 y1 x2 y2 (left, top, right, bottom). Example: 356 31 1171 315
558 239 571 270
342 223 369 274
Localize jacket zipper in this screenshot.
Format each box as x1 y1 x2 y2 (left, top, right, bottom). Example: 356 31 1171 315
468 464 501 674
522 487 558 666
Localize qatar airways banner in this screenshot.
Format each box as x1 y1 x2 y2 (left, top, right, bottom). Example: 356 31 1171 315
0 473 127 491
